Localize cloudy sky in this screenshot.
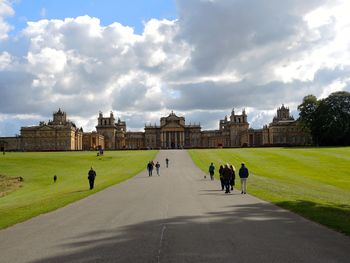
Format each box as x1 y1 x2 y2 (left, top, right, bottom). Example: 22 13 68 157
1 0 350 136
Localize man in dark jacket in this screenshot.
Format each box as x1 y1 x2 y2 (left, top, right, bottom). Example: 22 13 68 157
222 164 232 193
88 167 96 190
147 161 154 176
239 163 249 194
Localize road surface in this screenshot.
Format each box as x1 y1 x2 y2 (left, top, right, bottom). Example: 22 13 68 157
0 150 349 263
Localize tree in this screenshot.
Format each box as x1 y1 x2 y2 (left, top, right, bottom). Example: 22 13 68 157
297 95 318 129
297 91 350 146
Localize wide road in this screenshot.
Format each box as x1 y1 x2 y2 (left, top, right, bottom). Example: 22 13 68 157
0 150 349 263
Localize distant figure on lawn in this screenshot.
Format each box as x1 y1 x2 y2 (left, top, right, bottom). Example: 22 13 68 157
165 158 169 168
88 167 96 190
230 165 236 191
239 163 249 194
155 161 160 176
147 161 154 176
209 162 215 180
53 175 57 183
219 165 224 190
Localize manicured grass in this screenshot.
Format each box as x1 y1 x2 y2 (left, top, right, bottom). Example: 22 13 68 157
188 147 350 235
0 150 157 229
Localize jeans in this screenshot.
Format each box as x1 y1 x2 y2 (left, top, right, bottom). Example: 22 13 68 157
224 179 231 193
240 178 247 193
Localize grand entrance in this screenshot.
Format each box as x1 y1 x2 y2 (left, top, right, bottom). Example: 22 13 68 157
161 131 185 149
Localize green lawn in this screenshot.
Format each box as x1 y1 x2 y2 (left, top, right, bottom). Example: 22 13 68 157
0 150 157 229
188 147 350 235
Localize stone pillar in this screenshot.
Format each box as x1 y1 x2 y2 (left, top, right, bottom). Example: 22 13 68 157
175 132 178 148
168 132 171 148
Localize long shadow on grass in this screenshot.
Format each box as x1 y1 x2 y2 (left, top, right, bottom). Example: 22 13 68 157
28 203 350 263
275 200 350 236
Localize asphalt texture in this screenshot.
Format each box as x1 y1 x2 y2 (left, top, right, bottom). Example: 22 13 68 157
0 150 349 263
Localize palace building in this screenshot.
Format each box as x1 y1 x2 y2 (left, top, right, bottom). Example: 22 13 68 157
0 105 311 152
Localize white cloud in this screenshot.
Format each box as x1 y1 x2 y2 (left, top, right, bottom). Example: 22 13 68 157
1 0 350 136
0 51 11 69
0 0 14 40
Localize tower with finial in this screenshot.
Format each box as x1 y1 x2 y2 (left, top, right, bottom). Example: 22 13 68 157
275 104 294 121
52 108 67 125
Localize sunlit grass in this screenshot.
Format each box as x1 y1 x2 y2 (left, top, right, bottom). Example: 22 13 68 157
188 147 350 235
0 150 158 229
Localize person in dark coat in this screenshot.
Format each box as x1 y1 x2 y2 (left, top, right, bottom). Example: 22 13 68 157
229 165 236 191
53 175 57 183
88 167 96 190
222 164 232 193
239 163 249 194
219 165 224 190
165 158 169 168
208 162 215 180
147 161 154 176
155 161 160 176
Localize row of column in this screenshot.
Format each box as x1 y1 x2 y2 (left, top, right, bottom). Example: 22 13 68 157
161 131 185 148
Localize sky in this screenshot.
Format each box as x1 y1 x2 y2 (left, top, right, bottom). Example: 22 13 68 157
1 0 350 136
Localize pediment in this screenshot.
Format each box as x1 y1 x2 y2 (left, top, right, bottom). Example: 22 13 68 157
38 125 55 131
162 122 185 130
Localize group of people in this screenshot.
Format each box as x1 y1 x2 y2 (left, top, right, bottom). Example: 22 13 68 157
208 162 249 194
86 158 170 190
147 158 169 176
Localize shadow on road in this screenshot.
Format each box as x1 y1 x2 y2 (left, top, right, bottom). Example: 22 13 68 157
29 202 350 263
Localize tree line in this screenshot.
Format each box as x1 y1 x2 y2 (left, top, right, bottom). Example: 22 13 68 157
298 91 350 146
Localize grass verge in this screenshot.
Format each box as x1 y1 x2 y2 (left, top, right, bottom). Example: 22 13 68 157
0 150 158 229
188 147 350 235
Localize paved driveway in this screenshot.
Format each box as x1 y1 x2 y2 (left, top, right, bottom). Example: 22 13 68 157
0 150 349 262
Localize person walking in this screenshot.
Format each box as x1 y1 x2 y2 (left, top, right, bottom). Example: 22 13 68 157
147 161 154 176
229 165 236 191
219 165 225 190
88 167 96 190
222 164 232 193
239 163 249 194
165 158 169 168
155 161 160 176
209 162 215 180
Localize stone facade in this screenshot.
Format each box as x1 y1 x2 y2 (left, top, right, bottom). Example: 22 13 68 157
0 105 311 151
0 137 21 152
1 109 83 151
95 112 126 150
82 132 105 150
262 105 312 145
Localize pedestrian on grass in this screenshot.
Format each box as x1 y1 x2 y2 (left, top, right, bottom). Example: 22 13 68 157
53 175 57 183
147 161 154 176
165 158 169 168
209 162 215 180
219 165 225 190
239 163 249 194
155 161 160 176
88 167 96 190
229 165 236 191
222 164 232 193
